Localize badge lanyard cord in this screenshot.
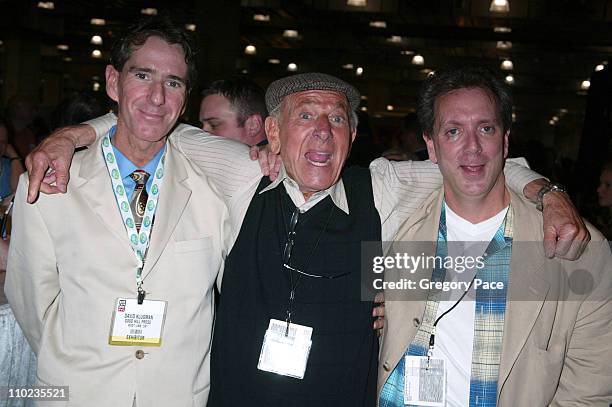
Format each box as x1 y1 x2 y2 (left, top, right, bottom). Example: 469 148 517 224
101 132 166 304
279 191 337 336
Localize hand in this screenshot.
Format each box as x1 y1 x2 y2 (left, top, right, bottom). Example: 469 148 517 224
372 291 385 331
542 191 590 260
249 144 281 181
25 124 91 203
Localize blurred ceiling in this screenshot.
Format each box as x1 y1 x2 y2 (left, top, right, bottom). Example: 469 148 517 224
1 0 611 136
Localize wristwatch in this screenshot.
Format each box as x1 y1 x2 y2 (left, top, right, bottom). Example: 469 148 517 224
536 182 567 211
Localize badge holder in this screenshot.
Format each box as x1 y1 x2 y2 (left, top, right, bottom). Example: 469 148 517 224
257 319 312 379
109 298 167 346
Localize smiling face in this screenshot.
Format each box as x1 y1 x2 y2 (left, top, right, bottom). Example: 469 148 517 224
425 87 509 213
106 35 188 151
266 90 356 198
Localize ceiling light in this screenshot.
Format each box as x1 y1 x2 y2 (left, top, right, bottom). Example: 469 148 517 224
496 41 512 50
595 64 605 72
342 63 354 70
37 2 54 10
244 45 256 55
581 80 590 90
387 36 403 43
287 63 298 72
90 35 103 45
268 58 280 64
494 26 512 33
421 68 433 75
490 0 510 13
56 44 69 51
500 59 513 70
369 21 387 28
512 112 517 122
347 0 367 6
360 95 368 100
559 108 568 114
356 67 364 76
185 24 196 32
92 75 100 81
387 105 394 111
549 119 556 126
253 14 270 22
283 30 299 38
505 74 514 84
92 82 100 92
361 106 368 112
411 54 425 65
91 49 102 58
552 116 559 122
400 50 414 55
242 69 248 74
90 18 106 26
0 40 3 46
141 8 157 16
63 57 72 62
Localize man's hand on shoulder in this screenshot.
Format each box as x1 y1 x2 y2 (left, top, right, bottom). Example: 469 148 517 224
249 144 281 181
26 124 95 204
541 190 589 260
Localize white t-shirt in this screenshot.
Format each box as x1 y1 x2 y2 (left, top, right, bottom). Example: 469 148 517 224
430 203 508 406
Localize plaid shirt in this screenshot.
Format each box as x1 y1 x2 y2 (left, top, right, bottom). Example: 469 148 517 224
380 203 513 407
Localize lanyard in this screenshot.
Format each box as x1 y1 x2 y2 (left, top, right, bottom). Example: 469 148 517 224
427 203 509 363
101 130 167 303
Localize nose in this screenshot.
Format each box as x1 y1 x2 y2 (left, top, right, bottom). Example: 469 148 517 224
149 81 165 106
313 114 332 141
464 129 483 154
202 122 212 132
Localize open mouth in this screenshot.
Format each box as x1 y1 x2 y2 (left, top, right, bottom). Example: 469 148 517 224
305 151 332 166
139 110 164 121
460 164 485 176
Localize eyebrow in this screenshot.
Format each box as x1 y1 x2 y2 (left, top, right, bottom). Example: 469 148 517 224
294 98 349 112
128 66 187 85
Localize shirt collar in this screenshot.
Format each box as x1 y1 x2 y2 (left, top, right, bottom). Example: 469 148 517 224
259 164 349 214
109 125 166 180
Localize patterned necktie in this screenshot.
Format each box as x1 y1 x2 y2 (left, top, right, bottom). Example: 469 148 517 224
129 170 150 232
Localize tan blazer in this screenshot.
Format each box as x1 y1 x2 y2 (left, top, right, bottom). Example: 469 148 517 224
5 135 231 407
378 187 612 406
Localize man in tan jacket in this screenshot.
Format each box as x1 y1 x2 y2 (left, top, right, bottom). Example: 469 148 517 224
378 66 611 406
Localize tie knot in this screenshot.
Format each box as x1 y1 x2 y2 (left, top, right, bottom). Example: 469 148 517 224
130 170 150 186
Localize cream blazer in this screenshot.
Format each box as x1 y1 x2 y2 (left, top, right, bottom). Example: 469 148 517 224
6 135 231 406
378 187 612 406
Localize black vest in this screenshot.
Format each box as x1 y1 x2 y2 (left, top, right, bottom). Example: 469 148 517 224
209 167 382 407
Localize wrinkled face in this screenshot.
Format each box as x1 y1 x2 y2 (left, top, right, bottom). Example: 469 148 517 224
199 93 248 142
106 36 188 145
598 169 612 207
266 90 356 198
425 87 509 204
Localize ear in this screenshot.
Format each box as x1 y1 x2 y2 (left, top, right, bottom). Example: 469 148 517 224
503 129 510 159
244 114 263 139
265 116 281 154
105 65 120 103
423 134 438 163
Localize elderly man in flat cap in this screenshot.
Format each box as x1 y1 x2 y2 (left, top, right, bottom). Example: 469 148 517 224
24 72 587 406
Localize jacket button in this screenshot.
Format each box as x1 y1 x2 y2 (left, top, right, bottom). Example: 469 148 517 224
383 361 391 371
135 350 145 359
413 318 421 327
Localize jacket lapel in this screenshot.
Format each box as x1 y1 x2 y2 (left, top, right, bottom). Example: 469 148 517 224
142 143 191 279
75 138 135 255
380 190 444 384
497 190 550 393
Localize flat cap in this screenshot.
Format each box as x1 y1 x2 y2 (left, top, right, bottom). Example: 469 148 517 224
265 72 361 113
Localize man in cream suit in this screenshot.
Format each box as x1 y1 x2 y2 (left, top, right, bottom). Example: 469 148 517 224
378 66 612 406
5 17 229 406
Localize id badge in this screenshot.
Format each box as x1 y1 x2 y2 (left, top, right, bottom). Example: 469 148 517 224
404 356 446 406
109 298 167 346
257 319 312 379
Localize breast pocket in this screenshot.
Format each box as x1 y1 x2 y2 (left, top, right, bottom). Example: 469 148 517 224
174 237 213 253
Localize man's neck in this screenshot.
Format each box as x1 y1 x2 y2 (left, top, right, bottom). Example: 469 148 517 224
112 131 165 168
444 179 510 224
